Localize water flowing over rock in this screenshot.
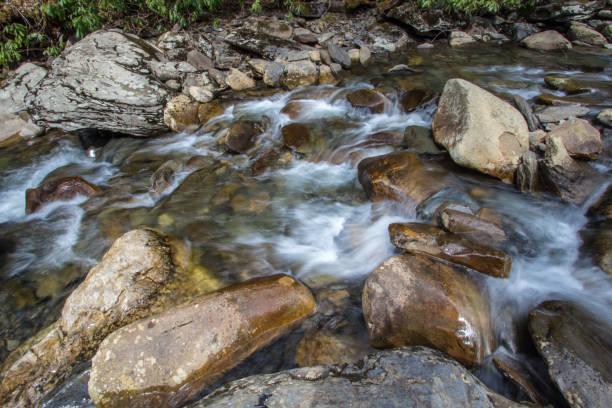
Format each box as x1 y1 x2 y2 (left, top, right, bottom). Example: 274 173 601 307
0 229 175 407
362 254 494 367
32 30 170 137
528 300 612 408
0 63 47 115
547 118 602 160
520 30 573 51
357 152 454 206
191 347 525 408
540 134 599 204
388 222 511 278
346 89 389 113
432 78 529 182
25 176 100 214
89 274 315 408
225 120 264 154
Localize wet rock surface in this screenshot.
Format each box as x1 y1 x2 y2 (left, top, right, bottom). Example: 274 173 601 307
529 300 612 408
32 30 170 137
346 89 389 113
388 222 512 278
192 347 521 408
439 208 507 246
89 274 315 408
362 254 494 367
25 176 100 214
0 229 175 408
433 78 529 182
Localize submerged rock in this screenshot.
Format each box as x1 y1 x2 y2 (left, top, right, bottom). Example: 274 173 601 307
529 300 612 408
433 79 529 182
0 229 175 407
33 30 169 137
192 347 522 408
224 120 263 154
25 176 100 214
520 30 572 51
281 123 312 153
89 274 315 408
357 152 454 206
400 89 438 112
346 89 389 114
389 222 511 278
403 126 443 154
363 254 494 367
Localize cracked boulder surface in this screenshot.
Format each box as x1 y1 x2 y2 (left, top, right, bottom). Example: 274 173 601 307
190 347 527 408
88 274 315 408
0 63 48 115
32 30 170 137
0 229 175 408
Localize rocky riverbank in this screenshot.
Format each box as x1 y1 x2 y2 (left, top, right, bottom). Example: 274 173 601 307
1 1 612 407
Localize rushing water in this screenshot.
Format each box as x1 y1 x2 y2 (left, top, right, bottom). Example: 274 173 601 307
1 43 611 406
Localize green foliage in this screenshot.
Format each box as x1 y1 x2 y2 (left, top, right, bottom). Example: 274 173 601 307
0 23 48 67
418 0 537 14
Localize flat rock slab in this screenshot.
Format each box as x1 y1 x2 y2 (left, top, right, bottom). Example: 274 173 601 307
89 274 315 408
389 222 511 278
192 347 523 408
529 300 612 408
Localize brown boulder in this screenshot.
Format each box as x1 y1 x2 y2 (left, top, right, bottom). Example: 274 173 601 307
163 94 200 133
88 274 315 408
224 120 263 154
25 177 100 214
389 222 511 278
281 123 312 153
439 209 507 247
357 152 454 206
547 118 602 160
400 89 438 112
294 329 374 367
0 229 175 408
346 89 389 114
362 253 494 367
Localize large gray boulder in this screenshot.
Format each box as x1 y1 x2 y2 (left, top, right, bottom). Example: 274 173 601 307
32 30 170 137
0 63 48 114
432 79 529 182
192 347 525 408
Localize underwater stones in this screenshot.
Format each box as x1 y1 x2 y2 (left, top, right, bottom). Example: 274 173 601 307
357 151 453 206
540 135 599 204
403 126 443 154
528 300 612 408
399 89 438 112
163 94 201 133
547 118 602 160
520 30 572 51
89 274 315 408
150 159 183 197
25 176 100 214
363 254 494 367
0 229 174 407
432 78 529 182
388 222 511 278
281 60 318 90
346 89 389 114
33 30 169 137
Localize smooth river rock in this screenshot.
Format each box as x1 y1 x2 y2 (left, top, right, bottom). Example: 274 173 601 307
0 229 175 408
439 208 507 246
346 89 389 113
89 274 315 408
191 347 524 408
362 254 494 367
389 222 511 278
32 30 169 137
520 30 572 51
357 151 454 206
432 78 529 182
25 176 100 214
529 300 612 408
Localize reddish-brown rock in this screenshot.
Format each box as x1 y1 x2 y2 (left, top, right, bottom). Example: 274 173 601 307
25 177 100 214
346 89 390 114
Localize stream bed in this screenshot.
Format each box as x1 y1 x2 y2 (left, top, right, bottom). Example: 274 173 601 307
1 43 611 407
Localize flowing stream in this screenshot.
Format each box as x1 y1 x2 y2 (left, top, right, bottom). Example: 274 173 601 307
1 43 611 406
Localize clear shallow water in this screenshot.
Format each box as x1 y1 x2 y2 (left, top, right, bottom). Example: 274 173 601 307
1 43 611 406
